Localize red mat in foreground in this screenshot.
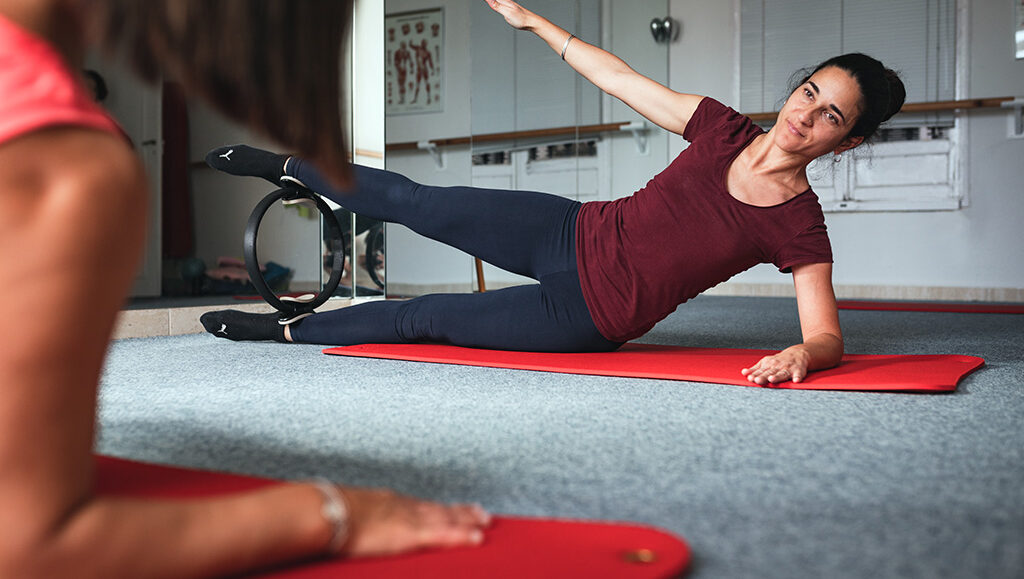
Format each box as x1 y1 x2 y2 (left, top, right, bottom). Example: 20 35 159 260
96 455 690 578
324 343 984 393
837 300 1024 314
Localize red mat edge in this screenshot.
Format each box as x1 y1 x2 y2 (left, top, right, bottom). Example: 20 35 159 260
837 300 1024 314
323 343 986 393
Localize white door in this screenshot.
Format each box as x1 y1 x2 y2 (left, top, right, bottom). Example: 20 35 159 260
84 53 163 297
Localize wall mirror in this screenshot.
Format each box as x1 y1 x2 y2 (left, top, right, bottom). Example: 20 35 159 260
100 0 674 308
384 0 671 297
89 1 382 308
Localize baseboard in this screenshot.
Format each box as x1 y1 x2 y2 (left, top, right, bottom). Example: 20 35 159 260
391 281 1024 303
705 283 1024 303
116 282 1022 340
113 298 355 340
387 282 494 296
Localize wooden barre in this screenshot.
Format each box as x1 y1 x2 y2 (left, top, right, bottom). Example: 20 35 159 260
184 98 1016 166
389 98 1015 151
386 121 632 152
745 96 1016 122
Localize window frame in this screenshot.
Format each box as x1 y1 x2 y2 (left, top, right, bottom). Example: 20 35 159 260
733 0 970 212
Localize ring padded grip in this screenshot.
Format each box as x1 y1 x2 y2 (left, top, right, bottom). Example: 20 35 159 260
244 186 345 319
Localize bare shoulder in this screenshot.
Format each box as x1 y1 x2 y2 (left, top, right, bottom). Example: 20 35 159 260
0 129 146 247
0 128 144 202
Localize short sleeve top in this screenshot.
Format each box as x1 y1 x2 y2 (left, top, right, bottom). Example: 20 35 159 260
574 97 832 342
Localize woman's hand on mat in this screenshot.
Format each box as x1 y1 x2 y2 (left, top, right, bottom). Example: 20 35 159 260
339 487 491 557
485 0 534 30
741 347 811 386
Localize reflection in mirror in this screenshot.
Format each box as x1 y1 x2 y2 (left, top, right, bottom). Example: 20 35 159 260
343 0 388 300
384 1 469 299
322 209 386 297
94 8 365 309
469 0 598 290
82 51 162 298
475 0 670 292
181 123 348 306
382 0 669 298
250 199 321 299
87 62 359 305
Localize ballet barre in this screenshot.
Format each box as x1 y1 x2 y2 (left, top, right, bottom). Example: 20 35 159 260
388 120 650 169
745 96 1019 122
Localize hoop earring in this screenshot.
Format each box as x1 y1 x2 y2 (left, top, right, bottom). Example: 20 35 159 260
833 153 842 163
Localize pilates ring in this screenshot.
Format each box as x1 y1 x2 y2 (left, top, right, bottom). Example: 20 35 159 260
244 185 345 324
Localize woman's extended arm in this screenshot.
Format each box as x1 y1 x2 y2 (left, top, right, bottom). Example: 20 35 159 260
741 263 844 385
485 0 703 135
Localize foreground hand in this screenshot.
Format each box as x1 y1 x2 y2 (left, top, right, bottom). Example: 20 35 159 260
741 347 811 386
340 487 491 558
484 0 532 30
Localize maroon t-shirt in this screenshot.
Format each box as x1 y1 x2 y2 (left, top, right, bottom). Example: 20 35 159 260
574 97 833 342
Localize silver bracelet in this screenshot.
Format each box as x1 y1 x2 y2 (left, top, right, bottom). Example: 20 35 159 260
309 478 349 555
560 34 575 60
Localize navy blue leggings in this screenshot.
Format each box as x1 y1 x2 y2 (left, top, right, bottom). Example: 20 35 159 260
287 160 622 353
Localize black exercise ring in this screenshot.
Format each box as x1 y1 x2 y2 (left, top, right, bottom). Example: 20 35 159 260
244 186 345 321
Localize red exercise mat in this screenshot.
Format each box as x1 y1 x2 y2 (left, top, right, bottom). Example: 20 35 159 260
837 300 1024 314
95 456 691 578
324 343 984 393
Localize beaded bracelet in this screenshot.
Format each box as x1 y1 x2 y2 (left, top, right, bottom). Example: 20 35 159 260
309 478 350 555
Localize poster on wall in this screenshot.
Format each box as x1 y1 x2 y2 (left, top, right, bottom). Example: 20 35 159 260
386 8 444 115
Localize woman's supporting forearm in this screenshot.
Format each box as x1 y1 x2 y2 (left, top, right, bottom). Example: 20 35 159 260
798 331 844 372
17 484 333 579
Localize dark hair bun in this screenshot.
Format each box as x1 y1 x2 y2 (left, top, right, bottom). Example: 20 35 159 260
883 68 906 122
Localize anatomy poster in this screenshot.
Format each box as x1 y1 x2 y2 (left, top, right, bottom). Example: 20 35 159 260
386 8 444 115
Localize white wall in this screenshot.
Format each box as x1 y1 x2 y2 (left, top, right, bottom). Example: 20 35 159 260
383 0 478 293
188 105 324 288
669 0 1024 301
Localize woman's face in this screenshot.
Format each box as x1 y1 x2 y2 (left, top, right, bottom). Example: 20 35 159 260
776 65 864 158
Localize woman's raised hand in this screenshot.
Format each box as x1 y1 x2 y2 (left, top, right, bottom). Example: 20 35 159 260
484 0 533 30
340 486 491 557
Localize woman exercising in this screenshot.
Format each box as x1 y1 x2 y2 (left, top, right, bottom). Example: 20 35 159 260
202 0 905 388
0 1 489 577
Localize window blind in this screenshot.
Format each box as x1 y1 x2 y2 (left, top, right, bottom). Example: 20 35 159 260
740 0 957 128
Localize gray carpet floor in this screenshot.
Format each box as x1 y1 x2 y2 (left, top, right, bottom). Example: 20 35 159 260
98 295 1024 578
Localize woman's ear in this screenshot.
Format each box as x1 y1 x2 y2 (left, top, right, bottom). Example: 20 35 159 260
835 135 864 155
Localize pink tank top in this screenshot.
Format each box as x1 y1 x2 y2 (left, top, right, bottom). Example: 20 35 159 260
0 12 122 146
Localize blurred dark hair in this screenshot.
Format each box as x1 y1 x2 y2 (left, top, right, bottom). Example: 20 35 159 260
85 0 352 184
792 53 906 142
82 69 108 102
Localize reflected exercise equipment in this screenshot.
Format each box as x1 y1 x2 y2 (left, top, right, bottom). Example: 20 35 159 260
244 185 345 324
322 209 386 293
